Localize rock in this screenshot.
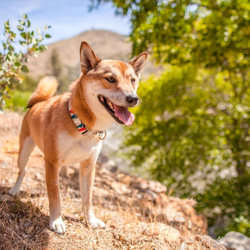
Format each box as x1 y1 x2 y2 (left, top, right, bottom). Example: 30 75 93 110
93 187 110 197
117 173 131 185
102 159 118 173
130 177 167 193
130 177 148 190
96 154 208 235
110 182 131 195
195 235 227 249
154 197 207 234
140 222 181 243
147 179 167 193
97 153 109 164
34 172 43 181
60 166 76 178
218 231 250 250
145 189 158 201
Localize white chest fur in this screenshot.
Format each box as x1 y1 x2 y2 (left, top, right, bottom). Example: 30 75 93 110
57 131 102 166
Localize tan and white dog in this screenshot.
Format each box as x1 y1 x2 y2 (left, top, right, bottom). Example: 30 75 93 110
9 41 147 234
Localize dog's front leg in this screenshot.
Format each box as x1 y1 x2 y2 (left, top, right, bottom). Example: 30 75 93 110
80 159 105 229
45 161 66 234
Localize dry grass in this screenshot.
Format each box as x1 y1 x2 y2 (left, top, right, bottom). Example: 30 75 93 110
0 112 227 249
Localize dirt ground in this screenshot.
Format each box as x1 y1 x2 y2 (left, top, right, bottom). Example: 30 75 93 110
0 112 226 249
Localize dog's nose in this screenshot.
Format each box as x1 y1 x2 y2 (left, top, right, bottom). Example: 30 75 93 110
126 95 139 106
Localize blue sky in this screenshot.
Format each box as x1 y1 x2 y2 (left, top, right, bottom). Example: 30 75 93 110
0 0 131 47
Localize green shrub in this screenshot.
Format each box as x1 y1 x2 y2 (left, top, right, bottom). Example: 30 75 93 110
5 90 31 111
123 65 250 237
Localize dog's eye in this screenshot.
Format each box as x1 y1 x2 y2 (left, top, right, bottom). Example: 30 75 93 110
106 76 116 83
131 78 136 84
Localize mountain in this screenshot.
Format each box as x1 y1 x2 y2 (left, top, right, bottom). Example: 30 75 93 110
26 29 158 80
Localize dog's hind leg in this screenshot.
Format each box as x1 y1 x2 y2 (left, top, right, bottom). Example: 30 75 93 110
9 132 35 195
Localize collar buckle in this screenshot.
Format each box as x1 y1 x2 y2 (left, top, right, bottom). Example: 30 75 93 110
92 130 107 140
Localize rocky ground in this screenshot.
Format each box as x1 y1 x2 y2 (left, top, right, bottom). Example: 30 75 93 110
0 112 234 249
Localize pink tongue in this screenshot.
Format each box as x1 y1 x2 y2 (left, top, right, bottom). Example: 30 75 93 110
113 104 135 126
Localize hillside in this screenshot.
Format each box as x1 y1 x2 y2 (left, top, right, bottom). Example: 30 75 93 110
0 30 238 249
26 29 159 80
0 112 229 249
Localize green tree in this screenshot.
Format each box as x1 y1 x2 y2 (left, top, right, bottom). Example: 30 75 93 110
0 14 51 109
92 0 250 236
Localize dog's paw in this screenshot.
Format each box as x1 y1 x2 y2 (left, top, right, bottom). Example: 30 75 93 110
50 217 66 234
8 186 20 196
88 217 106 229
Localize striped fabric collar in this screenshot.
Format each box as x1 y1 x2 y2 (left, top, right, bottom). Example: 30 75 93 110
68 100 106 140
69 108 88 135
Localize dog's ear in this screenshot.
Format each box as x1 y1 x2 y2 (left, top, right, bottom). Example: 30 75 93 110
130 52 148 77
80 41 101 74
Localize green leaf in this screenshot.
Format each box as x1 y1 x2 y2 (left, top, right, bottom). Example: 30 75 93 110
17 25 24 31
20 32 27 39
8 45 15 52
19 20 25 26
21 65 29 73
19 40 27 46
14 62 21 67
4 20 10 27
45 34 51 38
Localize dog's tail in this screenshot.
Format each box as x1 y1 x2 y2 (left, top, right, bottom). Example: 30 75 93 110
27 76 59 108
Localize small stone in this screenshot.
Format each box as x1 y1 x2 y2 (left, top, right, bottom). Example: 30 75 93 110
147 180 167 193
103 160 118 173
118 174 131 185
130 178 149 190
34 172 43 181
218 231 250 250
141 222 181 242
196 235 227 249
111 182 131 195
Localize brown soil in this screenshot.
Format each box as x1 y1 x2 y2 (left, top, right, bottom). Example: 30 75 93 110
0 112 226 249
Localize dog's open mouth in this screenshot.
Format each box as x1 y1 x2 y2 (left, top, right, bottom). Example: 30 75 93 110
98 95 135 126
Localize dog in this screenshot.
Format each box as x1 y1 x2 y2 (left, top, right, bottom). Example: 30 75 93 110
8 41 147 234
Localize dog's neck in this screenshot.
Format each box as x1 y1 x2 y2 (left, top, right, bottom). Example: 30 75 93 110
68 100 107 140
69 79 96 131
69 77 115 133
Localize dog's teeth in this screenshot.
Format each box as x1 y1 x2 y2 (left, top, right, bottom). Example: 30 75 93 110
107 100 114 110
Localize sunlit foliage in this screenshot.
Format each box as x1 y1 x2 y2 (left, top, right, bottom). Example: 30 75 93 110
92 0 250 236
0 14 51 109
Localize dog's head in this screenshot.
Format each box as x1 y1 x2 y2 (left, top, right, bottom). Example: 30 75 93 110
79 41 147 127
